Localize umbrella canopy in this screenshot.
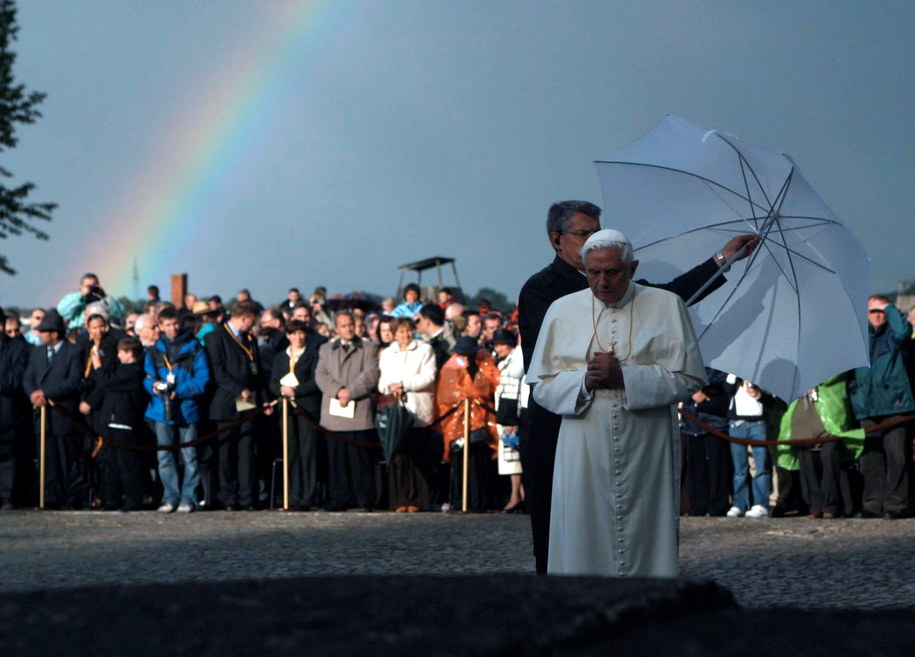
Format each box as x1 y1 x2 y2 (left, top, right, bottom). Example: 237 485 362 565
376 401 414 465
595 115 870 402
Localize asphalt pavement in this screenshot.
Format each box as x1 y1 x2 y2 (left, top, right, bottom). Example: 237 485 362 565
1 510 912 609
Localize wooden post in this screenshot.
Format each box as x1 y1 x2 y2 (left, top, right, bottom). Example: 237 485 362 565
462 398 470 512
170 273 188 308
282 398 290 511
39 405 47 510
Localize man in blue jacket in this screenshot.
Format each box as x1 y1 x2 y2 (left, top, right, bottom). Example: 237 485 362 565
849 295 915 519
146 307 211 513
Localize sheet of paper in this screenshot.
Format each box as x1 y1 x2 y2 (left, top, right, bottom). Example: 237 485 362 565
279 372 299 388
329 398 355 418
235 397 257 412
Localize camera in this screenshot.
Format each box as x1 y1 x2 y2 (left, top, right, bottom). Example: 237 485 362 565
156 381 176 422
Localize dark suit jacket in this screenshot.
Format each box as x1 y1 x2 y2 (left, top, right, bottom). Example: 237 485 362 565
22 340 83 435
269 332 328 414
82 331 123 410
0 336 30 453
205 323 265 421
518 254 723 372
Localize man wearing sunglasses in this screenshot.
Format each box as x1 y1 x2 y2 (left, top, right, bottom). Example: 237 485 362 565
848 295 914 520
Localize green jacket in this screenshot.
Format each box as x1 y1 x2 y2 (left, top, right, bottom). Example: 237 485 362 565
776 373 865 471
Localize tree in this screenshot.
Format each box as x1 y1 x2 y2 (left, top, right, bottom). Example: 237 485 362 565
0 0 54 275
467 287 515 313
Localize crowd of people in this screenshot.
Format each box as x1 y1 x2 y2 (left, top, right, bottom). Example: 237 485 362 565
1 200 913 584
0 274 528 514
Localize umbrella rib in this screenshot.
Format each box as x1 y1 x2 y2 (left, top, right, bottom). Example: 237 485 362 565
594 161 771 214
770 188 804 399
736 151 761 233
635 217 783 251
715 134 777 234
636 214 835 252
755 238 837 274
715 134 780 217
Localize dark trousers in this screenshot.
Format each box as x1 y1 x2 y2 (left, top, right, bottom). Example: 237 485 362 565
286 413 319 507
0 454 13 500
523 400 563 575
449 440 497 512
217 414 257 507
35 422 81 508
797 441 842 514
326 429 377 509
860 416 911 515
99 427 142 509
388 428 432 510
686 430 731 515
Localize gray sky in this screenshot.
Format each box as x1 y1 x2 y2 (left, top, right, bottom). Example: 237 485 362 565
3 0 913 309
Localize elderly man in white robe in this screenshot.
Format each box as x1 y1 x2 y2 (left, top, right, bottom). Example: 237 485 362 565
527 229 707 577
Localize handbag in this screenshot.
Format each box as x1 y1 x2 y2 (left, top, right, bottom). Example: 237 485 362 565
495 397 519 425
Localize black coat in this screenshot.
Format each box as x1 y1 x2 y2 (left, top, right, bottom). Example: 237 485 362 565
90 360 148 430
22 340 83 436
269 332 328 415
205 323 266 421
82 331 123 409
258 329 289 386
0 336 30 455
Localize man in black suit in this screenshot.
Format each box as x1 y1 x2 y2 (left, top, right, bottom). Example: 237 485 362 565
205 301 268 510
22 310 84 508
519 200 758 574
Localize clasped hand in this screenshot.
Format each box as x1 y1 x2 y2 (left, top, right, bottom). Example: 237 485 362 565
585 352 624 392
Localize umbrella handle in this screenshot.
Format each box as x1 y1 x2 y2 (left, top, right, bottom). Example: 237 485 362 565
685 241 753 306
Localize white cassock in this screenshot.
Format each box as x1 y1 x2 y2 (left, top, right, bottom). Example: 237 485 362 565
527 282 707 577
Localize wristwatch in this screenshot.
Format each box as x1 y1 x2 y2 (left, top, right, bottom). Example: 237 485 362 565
714 251 727 266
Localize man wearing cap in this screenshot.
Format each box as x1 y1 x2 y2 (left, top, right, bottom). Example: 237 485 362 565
527 229 707 576
518 200 758 574
22 310 84 508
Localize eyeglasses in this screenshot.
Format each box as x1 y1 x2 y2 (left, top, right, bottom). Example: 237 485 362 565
868 309 886 314
560 229 599 239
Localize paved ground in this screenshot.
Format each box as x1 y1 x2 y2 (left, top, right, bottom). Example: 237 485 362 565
1 510 913 609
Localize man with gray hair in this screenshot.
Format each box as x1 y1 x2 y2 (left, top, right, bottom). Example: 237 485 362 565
133 314 160 350
315 311 380 511
527 229 707 576
519 200 758 574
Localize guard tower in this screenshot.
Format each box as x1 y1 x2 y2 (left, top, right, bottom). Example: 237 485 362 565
896 279 915 313
396 256 464 303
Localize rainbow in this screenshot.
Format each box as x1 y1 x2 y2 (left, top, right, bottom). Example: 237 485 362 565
51 0 346 303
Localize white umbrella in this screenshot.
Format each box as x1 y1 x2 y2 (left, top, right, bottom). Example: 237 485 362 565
595 115 870 403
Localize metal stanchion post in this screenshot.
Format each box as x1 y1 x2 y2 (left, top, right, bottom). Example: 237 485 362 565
282 397 290 511
462 398 470 513
39 404 47 510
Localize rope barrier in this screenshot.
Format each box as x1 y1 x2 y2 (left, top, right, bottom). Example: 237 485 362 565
41 394 471 456
44 398 279 454
679 409 915 447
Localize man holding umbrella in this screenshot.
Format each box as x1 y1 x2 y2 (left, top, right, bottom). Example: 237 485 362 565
519 200 757 574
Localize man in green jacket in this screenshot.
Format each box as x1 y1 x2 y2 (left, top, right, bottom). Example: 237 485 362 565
776 373 864 518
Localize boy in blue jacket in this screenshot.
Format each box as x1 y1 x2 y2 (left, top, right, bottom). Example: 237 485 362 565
145 308 211 513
